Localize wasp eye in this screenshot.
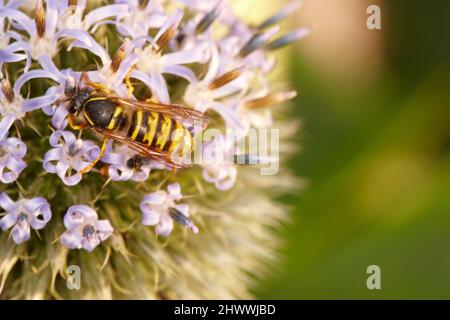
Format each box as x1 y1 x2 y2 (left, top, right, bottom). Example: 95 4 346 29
68 101 79 114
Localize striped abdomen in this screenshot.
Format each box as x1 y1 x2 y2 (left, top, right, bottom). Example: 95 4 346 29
126 109 193 156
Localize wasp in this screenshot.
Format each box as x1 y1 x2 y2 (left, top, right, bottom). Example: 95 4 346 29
62 73 208 174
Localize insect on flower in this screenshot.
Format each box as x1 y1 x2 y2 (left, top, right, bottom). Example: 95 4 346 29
58 72 209 174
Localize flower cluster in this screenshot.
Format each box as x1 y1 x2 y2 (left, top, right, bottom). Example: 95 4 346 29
0 0 306 299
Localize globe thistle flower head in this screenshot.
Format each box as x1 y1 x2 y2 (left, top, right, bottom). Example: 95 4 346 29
0 0 308 299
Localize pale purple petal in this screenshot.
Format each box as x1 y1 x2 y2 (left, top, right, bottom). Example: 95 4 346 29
95 219 113 241
56 28 93 46
160 48 205 67
108 165 133 181
150 72 170 103
22 94 59 112
80 236 100 252
51 104 69 130
0 49 26 63
215 166 237 190
71 158 91 172
11 223 30 244
155 214 173 237
141 191 167 207
45 0 58 37
1 156 26 183
0 114 16 140
115 54 139 83
60 172 82 186
101 148 125 165
84 4 129 29
114 22 137 39
56 161 82 186
7 137 26 158
4 39 31 71
82 141 101 161
64 205 97 230
38 55 66 84
202 167 217 184
162 65 196 83
5 0 27 9
167 183 182 200
0 8 36 37
49 130 76 147
130 69 151 88
211 102 244 130
60 231 81 249
131 167 150 181
141 208 160 226
24 197 51 230
0 212 17 231
0 192 16 212
43 147 63 173
57 29 110 66
203 44 220 83
14 69 59 94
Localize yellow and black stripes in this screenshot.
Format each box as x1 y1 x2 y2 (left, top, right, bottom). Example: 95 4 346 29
107 106 124 130
127 108 193 155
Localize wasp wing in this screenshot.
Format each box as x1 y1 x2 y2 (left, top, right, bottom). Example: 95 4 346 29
102 130 189 170
112 97 209 129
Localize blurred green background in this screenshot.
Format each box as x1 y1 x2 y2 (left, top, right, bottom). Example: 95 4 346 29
255 0 450 299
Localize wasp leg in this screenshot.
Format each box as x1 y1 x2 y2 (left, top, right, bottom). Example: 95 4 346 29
68 114 86 130
125 66 136 98
125 76 134 98
79 138 109 174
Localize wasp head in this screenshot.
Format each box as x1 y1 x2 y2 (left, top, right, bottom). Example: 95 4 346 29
64 76 93 115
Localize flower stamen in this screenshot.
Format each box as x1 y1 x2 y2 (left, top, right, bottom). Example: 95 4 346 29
208 66 245 90
245 90 297 110
36 0 46 38
1 79 15 103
